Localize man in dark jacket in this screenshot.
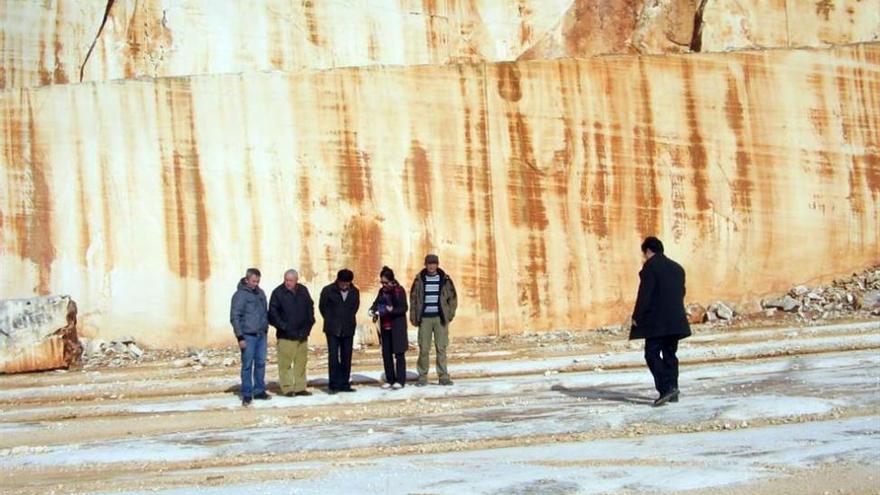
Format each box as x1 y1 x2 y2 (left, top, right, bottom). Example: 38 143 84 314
629 237 692 407
319 269 360 394
410 254 458 387
269 269 315 397
230 267 271 406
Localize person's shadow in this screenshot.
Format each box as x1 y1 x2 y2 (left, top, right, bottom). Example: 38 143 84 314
224 374 386 396
551 384 655 405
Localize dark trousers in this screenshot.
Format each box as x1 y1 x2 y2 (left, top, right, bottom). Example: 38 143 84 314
326 334 354 390
644 336 680 395
381 330 407 386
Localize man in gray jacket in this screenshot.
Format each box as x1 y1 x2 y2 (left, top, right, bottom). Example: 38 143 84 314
230 267 271 406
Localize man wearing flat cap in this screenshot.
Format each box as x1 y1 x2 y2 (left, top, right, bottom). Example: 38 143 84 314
410 254 458 386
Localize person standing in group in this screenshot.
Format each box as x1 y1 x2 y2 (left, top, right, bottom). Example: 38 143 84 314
410 254 458 387
268 269 315 397
230 267 271 406
369 266 409 390
319 269 360 394
629 237 692 407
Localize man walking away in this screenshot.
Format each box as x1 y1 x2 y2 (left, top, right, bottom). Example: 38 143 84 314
410 254 458 386
629 237 692 407
319 269 360 394
230 267 271 406
269 269 315 397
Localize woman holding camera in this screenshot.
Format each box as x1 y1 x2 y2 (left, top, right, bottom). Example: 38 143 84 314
369 266 409 389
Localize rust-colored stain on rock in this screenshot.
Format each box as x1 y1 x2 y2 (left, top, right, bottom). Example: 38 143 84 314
156 80 211 281
633 59 661 238
6 94 57 295
682 62 712 214
406 140 433 223
497 63 523 102
725 76 753 212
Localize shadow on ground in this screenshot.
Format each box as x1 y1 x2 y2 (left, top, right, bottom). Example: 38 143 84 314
224 373 421 395
551 384 655 405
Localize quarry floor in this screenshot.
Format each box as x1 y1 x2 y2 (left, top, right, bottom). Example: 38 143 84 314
1 319 879 494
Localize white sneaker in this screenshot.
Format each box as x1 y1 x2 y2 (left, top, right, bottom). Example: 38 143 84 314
392 383 403 390
381 383 392 390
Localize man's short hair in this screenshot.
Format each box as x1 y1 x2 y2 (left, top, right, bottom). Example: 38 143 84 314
641 237 664 254
336 269 354 283
245 267 262 279
284 269 299 279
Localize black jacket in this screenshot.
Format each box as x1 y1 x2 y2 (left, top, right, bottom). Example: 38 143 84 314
629 253 692 340
229 278 268 340
370 284 409 354
319 283 360 338
268 283 315 341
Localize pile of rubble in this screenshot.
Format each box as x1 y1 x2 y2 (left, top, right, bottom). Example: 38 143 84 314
687 266 880 326
80 338 247 369
169 348 238 370
80 336 145 367
760 266 880 321
686 302 736 324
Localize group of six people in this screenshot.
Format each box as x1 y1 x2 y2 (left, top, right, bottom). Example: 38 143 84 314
230 238 690 408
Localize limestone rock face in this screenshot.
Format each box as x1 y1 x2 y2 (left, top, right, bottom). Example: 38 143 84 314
0 296 81 373
1 0 877 90
0 1 106 89
701 0 880 51
0 43 876 345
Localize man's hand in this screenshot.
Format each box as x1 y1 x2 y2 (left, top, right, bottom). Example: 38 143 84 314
238 339 247 350
385 305 393 313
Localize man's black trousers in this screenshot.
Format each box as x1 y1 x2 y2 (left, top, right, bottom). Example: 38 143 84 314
326 334 354 390
644 336 680 395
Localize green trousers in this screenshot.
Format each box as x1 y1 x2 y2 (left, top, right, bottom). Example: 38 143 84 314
417 316 449 381
277 338 309 394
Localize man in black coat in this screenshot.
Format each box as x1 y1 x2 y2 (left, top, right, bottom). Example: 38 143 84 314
319 269 360 394
629 237 692 407
268 269 315 397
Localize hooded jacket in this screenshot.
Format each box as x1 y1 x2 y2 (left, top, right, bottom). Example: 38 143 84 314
230 278 269 340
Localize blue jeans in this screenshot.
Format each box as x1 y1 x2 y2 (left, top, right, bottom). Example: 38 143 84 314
240 332 267 398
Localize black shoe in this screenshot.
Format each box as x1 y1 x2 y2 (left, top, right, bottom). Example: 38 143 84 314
416 378 428 387
670 393 679 403
439 379 454 386
653 389 679 407
327 388 338 395
338 387 356 393
254 392 272 400
242 396 253 406
295 391 313 397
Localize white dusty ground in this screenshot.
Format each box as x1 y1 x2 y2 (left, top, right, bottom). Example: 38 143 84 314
1 320 879 494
